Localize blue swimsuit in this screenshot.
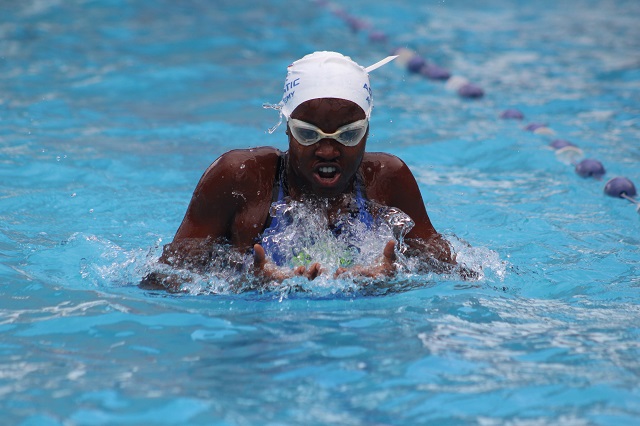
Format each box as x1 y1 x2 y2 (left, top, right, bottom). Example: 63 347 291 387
259 153 374 266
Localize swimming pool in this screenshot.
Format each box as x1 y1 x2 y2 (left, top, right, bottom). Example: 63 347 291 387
1 0 639 423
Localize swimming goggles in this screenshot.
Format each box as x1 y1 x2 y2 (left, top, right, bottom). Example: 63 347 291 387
287 118 368 146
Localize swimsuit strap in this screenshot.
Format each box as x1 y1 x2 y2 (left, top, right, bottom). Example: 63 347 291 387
354 172 374 228
261 152 287 234
258 152 289 264
275 152 288 201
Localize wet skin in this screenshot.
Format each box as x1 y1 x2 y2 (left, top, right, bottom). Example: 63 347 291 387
145 98 454 286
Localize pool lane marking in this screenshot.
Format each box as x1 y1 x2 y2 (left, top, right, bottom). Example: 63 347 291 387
313 0 639 215
313 0 484 99
511 115 638 214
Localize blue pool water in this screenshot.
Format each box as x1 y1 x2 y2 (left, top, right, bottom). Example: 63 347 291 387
2 0 639 424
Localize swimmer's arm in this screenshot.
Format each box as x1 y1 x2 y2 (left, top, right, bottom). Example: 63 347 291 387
141 237 234 292
174 154 242 239
405 235 455 265
371 153 455 264
139 271 186 293
161 152 246 265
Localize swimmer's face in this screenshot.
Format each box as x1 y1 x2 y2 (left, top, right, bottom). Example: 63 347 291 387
287 98 368 197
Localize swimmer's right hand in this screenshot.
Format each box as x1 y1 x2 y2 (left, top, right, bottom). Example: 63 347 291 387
253 244 324 282
334 240 397 279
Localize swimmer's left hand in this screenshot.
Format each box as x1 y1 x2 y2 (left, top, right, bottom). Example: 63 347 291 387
334 240 397 279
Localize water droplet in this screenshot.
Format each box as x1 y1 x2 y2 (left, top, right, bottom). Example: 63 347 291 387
231 191 246 201
71 193 76 197
240 164 246 169
89 209 94 213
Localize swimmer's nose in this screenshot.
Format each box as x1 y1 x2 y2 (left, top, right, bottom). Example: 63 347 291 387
314 139 340 160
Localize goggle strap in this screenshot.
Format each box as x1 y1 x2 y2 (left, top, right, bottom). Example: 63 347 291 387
365 55 398 72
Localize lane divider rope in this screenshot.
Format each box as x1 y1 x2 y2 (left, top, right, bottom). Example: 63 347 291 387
313 0 638 215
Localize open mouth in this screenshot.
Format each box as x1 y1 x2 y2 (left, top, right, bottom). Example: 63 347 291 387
318 166 338 178
314 165 341 186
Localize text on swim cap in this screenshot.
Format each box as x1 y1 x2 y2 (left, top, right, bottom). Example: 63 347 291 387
283 91 295 105
284 78 300 92
283 78 300 105
363 83 372 106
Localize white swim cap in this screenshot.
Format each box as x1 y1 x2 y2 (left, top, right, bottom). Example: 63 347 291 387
277 51 397 120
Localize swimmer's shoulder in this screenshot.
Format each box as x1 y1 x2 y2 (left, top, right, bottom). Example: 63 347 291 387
200 147 282 182
361 152 416 202
361 152 410 178
206 146 281 172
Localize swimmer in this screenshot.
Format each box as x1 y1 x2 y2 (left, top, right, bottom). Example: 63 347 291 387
142 51 459 288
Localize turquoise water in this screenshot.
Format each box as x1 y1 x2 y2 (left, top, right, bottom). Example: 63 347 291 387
2 0 640 424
